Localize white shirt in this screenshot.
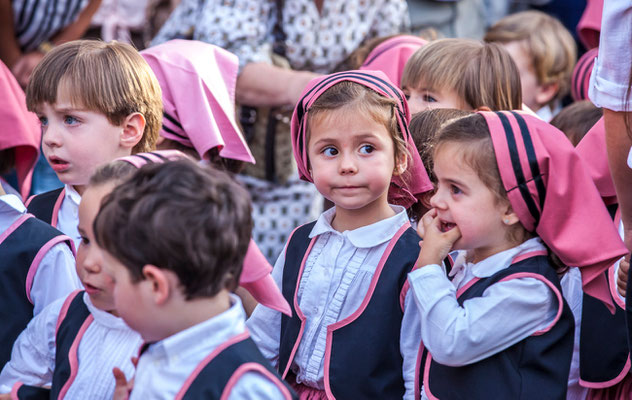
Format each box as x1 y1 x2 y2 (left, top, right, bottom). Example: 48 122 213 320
0 194 80 316
588 1 632 111
130 295 286 400
56 185 82 249
246 205 422 399
0 292 141 398
409 237 558 370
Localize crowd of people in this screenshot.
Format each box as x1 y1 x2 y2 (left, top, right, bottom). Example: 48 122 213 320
0 0 631 399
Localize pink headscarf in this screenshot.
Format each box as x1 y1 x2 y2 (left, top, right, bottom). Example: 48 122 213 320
577 0 603 50
576 117 617 206
481 111 627 312
291 70 433 209
114 150 291 316
141 40 254 163
359 35 427 87
0 60 40 199
571 47 599 102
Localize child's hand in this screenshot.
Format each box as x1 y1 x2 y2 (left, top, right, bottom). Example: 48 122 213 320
617 256 630 298
112 356 137 400
0 393 11 400
415 209 461 268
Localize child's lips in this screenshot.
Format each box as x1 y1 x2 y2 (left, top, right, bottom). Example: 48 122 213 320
48 156 70 172
84 282 101 295
439 220 457 232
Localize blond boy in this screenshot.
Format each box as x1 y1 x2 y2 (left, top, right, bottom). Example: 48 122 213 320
24 40 162 247
484 11 576 121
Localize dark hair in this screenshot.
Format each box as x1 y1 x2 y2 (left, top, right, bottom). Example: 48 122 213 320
93 159 253 299
550 101 603 146
437 113 567 274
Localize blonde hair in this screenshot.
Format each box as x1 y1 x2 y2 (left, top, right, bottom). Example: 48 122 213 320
26 40 162 154
307 81 409 167
484 10 577 105
401 38 522 111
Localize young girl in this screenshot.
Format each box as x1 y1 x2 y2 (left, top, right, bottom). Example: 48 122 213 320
409 111 627 399
400 38 522 114
246 70 433 399
140 39 291 317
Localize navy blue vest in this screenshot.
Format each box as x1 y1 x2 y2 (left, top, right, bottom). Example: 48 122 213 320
0 215 72 369
580 203 631 386
26 187 64 225
180 335 296 399
12 291 92 400
423 255 574 400
279 222 420 399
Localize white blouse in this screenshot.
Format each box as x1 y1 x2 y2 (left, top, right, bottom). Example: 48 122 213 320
246 205 422 399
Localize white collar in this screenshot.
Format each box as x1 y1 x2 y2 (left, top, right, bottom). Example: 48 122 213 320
449 237 547 279
146 294 246 365
64 184 81 206
83 292 133 331
0 194 26 216
309 205 410 248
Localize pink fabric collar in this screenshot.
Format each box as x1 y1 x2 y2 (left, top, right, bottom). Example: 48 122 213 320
291 70 433 209
359 35 427 87
481 110 626 312
576 117 617 206
0 60 40 199
141 40 254 163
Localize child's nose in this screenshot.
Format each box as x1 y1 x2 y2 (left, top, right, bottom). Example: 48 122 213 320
42 124 62 148
429 189 446 209
338 154 358 175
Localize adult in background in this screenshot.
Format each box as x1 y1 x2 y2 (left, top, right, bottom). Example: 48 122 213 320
152 0 411 261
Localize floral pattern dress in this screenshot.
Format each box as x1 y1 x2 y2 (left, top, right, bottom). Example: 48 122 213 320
152 0 410 262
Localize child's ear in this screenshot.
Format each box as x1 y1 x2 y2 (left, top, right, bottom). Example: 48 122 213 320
141 265 171 305
535 82 559 108
501 205 520 226
393 153 408 176
119 113 146 150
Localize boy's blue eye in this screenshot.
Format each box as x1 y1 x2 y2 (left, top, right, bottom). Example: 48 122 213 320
64 116 79 125
323 147 338 157
359 145 374 154
38 116 48 126
423 94 437 103
450 185 462 195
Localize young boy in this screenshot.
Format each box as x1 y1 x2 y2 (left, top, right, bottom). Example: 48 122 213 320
94 160 295 400
484 11 577 121
0 60 80 370
24 40 162 248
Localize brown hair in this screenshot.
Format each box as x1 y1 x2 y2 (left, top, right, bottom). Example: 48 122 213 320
401 39 522 111
26 40 163 154
93 160 253 299
550 101 603 146
484 11 576 106
436 113 566 272
306 81 410 173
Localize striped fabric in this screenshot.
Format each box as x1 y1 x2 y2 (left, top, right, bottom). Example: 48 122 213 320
12 0 88 52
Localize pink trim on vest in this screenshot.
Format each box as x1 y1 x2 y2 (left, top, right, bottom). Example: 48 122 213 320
322 223 410 399
174 331 251 400
423 354 440 400
24 195 35 207
511 250 548 265
580 357 631 389
55 290 83 339
10 381 23 400
0 213 31 244
57 314 95 399
25 234 72 304
399 280 410 312
280 236 317 380
414 341 425 400
455 277 481 298
498 272 563 336
220 362 294 400
50 188 66 229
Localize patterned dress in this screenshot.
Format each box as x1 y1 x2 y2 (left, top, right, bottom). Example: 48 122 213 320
152 0 410 261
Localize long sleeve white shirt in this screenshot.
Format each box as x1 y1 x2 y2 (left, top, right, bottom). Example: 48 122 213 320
409 237 559 371
0 292 141 398
130 295 286 400
0 194 80 316
246 205 422 399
